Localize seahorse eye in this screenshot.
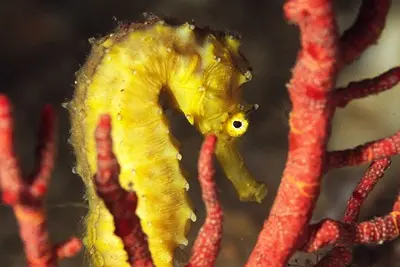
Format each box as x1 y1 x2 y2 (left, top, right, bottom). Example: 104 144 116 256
233 120 242 129
225 112 249 137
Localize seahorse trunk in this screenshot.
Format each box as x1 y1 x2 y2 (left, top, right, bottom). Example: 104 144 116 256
68 28 194 267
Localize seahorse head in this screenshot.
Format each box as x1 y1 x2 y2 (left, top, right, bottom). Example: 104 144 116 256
112 14 268 203
190 32 267 203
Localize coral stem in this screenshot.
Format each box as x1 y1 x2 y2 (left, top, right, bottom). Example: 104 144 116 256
93 114 154 267
246 0 340 266
314 158 393 266
334 66 400 108
303 212 400 252
187 135 223 267
340 0 390 66
343 158 391 223
326 132 400 170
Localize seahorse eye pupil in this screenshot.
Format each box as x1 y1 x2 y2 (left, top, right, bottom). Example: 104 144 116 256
233 120 242 129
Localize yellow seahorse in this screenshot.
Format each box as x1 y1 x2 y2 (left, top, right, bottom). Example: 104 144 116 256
67 14 266 267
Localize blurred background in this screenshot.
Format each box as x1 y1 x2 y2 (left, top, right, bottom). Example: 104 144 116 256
0 0 400 266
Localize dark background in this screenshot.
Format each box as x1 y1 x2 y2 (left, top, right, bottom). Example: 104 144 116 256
1 0 400 266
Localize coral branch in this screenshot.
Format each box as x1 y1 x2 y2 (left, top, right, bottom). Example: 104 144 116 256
246 1 340 266
187 135 223 267
343 158 391 223
30 105 56 198
55 237 83 259
356 212 400 243
303 212 400 252
326 131 400 170
312 158 391 266
0 95 82 267
93 114 154 267
334 66 400 108
340 0 390 66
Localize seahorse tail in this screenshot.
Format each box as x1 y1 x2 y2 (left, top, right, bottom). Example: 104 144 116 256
133 158 194 266
119 116 194 266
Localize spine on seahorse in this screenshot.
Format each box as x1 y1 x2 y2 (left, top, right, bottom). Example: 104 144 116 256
68 14 266 267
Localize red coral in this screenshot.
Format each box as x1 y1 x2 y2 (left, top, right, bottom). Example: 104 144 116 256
343 158 391 223
0 95 82 267
93 114 154 267
334 66 400 108
186 135 223 267
303 159 392 251
246 0 340 265
313 158 397 267
327 131 400 170
340 0 390 66
245 0 397 266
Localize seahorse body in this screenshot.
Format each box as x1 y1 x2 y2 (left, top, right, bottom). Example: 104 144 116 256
68 15 266 267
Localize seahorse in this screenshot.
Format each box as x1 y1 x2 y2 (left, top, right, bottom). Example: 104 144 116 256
67 14 266 267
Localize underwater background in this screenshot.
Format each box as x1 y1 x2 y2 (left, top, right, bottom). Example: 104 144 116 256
1 0 400 266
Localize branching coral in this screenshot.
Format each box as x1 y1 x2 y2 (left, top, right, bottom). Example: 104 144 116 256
186 135 223 267
298 157 399 267
93 115 154 267
0 95 82 267
306 158 395 267
246 0 399 266
2 0 400 266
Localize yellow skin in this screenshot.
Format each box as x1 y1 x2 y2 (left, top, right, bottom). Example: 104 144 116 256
68 15 266 267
